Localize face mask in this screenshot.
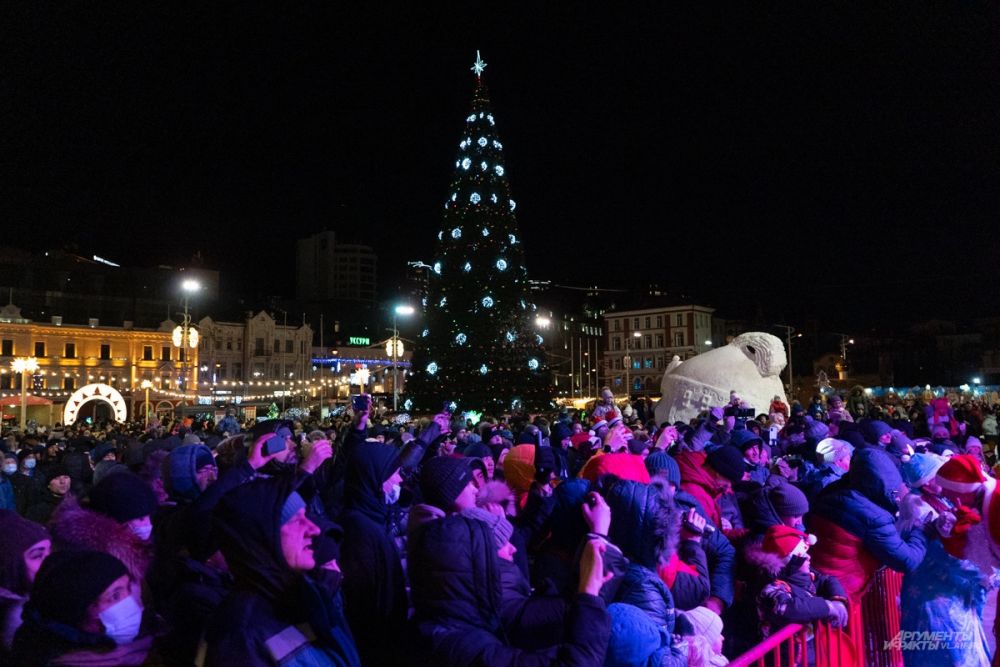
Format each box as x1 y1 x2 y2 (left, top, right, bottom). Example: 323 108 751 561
130 523 153 541
99 594 143 645
384 484 401 505
24 459 36 470
2 464 16 475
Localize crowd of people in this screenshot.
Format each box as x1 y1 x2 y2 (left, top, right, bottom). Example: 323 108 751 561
1 387 999 666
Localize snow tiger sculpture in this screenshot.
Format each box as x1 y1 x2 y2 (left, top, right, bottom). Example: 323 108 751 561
654 332 788 426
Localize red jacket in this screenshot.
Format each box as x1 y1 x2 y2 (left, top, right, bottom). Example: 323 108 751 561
808 514 880 603
675 451 724 528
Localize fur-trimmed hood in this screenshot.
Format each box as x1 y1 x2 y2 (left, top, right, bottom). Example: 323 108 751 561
604 478 680 569
743 539 788 579
47 496 152 583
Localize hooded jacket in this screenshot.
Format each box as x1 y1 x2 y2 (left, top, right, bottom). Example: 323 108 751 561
337 439 407 667
809 448 927 601
409 515 610 666
204 477 360 667
674 450 726 527
672 489 736 607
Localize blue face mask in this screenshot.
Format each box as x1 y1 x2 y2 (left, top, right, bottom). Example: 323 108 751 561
24 459 36 470
2 463 16 475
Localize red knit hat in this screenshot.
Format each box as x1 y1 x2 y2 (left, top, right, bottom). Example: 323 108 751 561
762 525 814 560
936 454 986 494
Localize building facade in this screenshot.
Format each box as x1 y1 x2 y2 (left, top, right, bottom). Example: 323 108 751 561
0 303 198 423
602 304 715 397
296 231 377 304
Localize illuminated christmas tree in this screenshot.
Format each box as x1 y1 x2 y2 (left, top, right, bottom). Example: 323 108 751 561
407 52 551 413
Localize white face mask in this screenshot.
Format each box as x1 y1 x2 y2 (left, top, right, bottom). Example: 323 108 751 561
130 523 153 541
99 594 143 645
2 464 16 475
384 483 401 505
24 459 36 470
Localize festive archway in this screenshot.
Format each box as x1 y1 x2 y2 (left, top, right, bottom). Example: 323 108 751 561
63 383 128 424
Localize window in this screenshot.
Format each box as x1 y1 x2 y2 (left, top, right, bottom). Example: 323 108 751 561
179 349 186 363
614 320 621 332
656 334 664 347
644 334 651 349
63 377 75 391
274 339 281 353
217 363 227 378
0 375 10 390
300 341 305 353
34 342 45 357
644 316 651 328
644 357 653 369
656 356 663 369
613 359 621 370
226 341 233 350
675 313 684 326
674 331 685 346
1 340 12 356
236 340 242 351
100 344 111 360
233 363 242 379
161 346 171 361
64 343 76 359
161 376 171 390
633 337 641 350
255 338 264 355
215 339 222 350
143 346 153 361
612 337 621 351
285 339 293 354
656 315 663 328
633 317 639 330
632 359 640 369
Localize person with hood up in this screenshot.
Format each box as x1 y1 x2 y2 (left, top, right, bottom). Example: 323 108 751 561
337 437 407 666
11 550 159 666
25 463 71 524
0 510 49 654
408 514 612 666
675 445 746 531
729 429 769 485
203 477 360 667
800 437 854 503
809 447 930 603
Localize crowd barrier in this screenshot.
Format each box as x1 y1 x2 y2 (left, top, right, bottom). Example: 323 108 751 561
730 568 904 667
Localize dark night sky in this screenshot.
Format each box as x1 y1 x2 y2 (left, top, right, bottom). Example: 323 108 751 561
2 4 1000 329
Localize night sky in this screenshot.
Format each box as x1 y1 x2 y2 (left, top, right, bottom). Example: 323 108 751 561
3 4 1000 329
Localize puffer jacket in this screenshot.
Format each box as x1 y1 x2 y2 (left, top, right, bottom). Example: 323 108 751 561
498 557 569 651
809 448 927 602
409 515 610 667
674 451 725 527
673 489 736 607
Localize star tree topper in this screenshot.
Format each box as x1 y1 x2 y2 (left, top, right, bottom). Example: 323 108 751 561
471 50 487 77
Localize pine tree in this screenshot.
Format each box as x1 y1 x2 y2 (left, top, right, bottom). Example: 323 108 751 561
406 52 551 414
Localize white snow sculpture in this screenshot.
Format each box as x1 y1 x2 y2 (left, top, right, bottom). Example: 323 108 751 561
654 332 788 425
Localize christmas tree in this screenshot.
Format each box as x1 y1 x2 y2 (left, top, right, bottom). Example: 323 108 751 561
406 52 551 414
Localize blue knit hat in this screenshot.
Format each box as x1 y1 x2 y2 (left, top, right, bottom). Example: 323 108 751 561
803 416 830 442
645 451 680 488
604 603 666 667
861 419 893 445
901 452 946 489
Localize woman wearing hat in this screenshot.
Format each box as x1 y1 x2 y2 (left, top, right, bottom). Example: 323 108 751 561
0 510 49 654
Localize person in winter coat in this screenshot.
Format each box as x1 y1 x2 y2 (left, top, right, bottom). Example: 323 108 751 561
603 478 689 666
203 477 361 667
337 436 407 666
11 550 160 666
800 437 854 503
746 525 849 638
675 446 746 530
809 447 929 603
0 511 49 654
408 514 612 666
25 463 71 524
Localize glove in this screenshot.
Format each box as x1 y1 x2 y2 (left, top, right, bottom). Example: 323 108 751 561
826 600 849 628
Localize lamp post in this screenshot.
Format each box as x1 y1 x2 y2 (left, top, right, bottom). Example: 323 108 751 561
11 357 38 428
833 333 854 381
391 305 415 411
140 379 152 427
173 279 201 401
624 331 640 398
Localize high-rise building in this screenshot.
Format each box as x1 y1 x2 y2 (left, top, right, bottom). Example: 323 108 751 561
296 231 377 304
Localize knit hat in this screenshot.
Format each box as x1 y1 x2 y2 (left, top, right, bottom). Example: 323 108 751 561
279 491 306 526
463 441 492 460
89 441 117 464
461 506 514 549
965 436 984 453
803 416 830 442
25 550 128 627
45 463 71 481
502 444 536 494
931 425 951 440
420 456 473 511
645 451 681 488
729 429 763 454
936 454 986 494
762 525 815 560
683 606 723 647
861 419 893 445
768 479 810 517
604 603 665 667
0 510 48 594
901 452 947 489
705 445 745 484
182 433 203 445
88 472 159 523
815 437 854 465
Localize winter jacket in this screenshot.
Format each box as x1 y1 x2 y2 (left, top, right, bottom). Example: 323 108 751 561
498 557 570 651
409 515 610 667
48 497 152 584
800 463 846 504
204 478 361 667
24 489 65 525
658 540 710 611
337 438 407 667
0 477 13 512
674 451 725 527
672 489 736 607
809 448 927 602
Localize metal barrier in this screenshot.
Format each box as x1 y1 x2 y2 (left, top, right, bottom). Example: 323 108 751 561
730 568 904 667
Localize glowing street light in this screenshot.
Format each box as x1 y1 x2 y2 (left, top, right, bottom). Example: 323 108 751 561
140 379 153 427
535 315 551 328
391 304 416 411
10 357 39 428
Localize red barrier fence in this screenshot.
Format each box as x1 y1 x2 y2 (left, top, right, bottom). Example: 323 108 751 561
730 567 904 667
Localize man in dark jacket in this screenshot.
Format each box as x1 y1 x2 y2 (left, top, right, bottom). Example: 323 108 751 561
203 477 360 666
409 514 611 666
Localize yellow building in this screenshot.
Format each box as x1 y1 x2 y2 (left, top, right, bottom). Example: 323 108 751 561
0 303 199 424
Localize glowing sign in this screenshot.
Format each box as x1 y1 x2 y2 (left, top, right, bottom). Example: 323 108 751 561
348 336 370 346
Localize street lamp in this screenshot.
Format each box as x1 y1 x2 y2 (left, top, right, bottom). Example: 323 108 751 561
624 331 640 398
174 279 201 399
10 357 38 428
391 304 415 411
534 315 551 328
140 379 153 427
